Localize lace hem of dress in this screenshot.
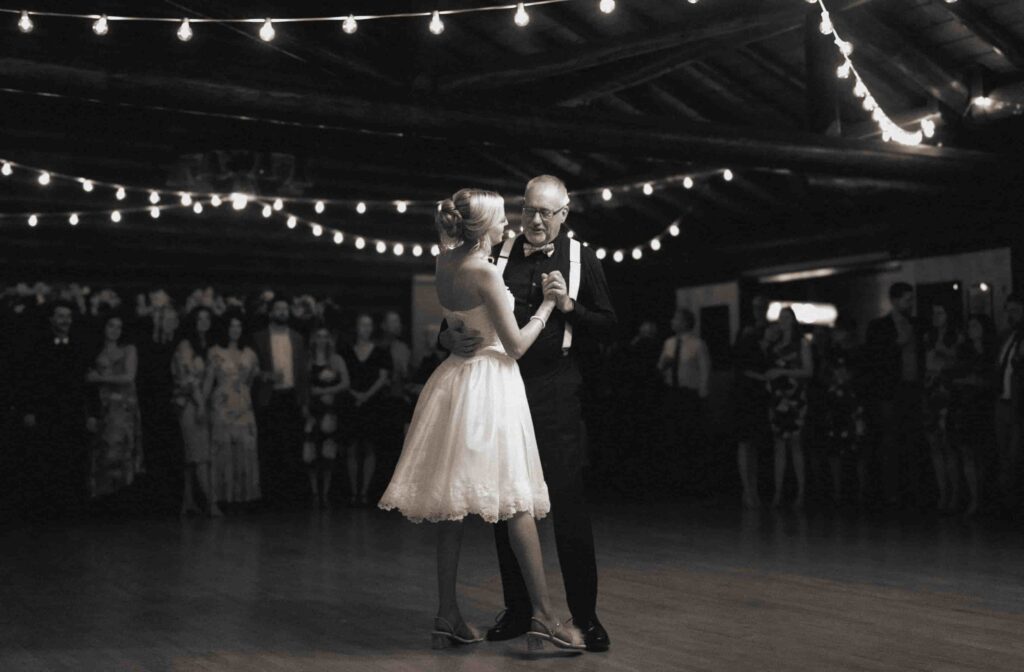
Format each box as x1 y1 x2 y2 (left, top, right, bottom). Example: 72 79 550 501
378 482 550 524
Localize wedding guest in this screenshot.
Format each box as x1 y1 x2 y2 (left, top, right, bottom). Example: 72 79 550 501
766 307 813 509
19 300 91 516
950 314 996 516
820 317 868 507
731 322 776 509
136 302 180 511
252 297 309 507
923 304 963 511
405 324 448 404
204 311 261 507
302 326 350 510
342 313 390 506
172 335 218 517
380 310 412 396
183 306 215 356
865 282 923 508
85 313 144 501
992 294 1023 511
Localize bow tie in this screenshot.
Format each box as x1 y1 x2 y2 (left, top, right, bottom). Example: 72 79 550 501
53 337 69 345
523 242 555 258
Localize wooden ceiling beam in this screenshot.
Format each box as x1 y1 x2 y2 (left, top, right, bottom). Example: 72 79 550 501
941 1 1024 71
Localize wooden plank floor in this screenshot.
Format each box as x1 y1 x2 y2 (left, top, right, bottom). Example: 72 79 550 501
1 501 1022 672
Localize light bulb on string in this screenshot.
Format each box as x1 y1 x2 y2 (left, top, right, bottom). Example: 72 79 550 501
27 214 38 227
599 0 616 14
356 202 367 214
342 15 358 34
819 13 833 35
853 81 868 98
286 216 297 229
231 193 248 210
37 171 50 186
723 169 734 182
429 11 444 35
192 202 203 214
333 231 344 245
612 250 624 263
69 213 79 226
396 201 408 214
506 229 516 239
838 40 853 57
262 204 273 218
115 186 126 200
921 118 936 138
514 3 530 27
688 0 698 4
430 244 440 257
393 243 404 256
355 237 366 250
312 224 323 237
92 15 109 36
150 206 160 219
149 191 160 204
180 193 193 206
272 198 283 211
81 179 94 192
601 188 612 201
837 62 851 79
177 18 193 42
668 223 680 237
375 241 387 254
596 248 607 260
683 176 694 189
314 200 325 214
412 245 423 257
643 183 654 196
259 18 275 42
862 96 877 112
210 194 222 207
18 11 33 33
632 248 643 260
110 210 122 223
650 238 662 251
1 162 12 176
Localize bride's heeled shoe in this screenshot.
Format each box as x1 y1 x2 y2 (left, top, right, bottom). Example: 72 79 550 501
431 617 483 649
525 617 586 652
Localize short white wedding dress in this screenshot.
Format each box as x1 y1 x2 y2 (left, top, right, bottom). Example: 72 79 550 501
378 289 550 523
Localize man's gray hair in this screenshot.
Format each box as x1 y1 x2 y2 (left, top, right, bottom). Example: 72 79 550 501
526 175 569 203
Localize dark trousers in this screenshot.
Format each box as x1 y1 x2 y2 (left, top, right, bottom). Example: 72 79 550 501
257 390 303 506
661 387 705 491
872 382 923 505
493 371 598 622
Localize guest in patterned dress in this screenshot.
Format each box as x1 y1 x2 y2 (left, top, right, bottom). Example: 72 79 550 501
172 336 219 517
923 304 963 512
302 326 350 510
950 314 995 516
86 313 144 500
203 311 261 506
820 317 868 507
765 307 813 509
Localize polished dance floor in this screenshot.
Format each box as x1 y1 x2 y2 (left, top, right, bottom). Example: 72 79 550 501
1 500 1022 672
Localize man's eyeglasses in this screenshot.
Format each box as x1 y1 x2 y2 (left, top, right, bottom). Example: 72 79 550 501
522 205 568 221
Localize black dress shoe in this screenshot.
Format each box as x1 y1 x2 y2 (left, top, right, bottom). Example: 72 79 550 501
485 609 531 642
573 616 610 652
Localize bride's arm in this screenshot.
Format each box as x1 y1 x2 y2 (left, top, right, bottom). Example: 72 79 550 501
476 264 554 360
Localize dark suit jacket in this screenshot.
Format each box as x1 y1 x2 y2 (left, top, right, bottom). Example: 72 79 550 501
251 328 309 409
863 312 923 402
19 333 92 434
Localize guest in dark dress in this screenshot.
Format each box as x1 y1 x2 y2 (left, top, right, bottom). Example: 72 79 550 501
766 308 813 509
302 326 350 510
950 314 996 516
405 324 448 405
820 317 868 506
731 322 776 509
923 304 963 512
341 314 390 506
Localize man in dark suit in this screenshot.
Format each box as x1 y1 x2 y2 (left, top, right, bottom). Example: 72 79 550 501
251 297 309 507
442 175 617 652
18 300 92 516
864 282 924 508
993 293 1024 510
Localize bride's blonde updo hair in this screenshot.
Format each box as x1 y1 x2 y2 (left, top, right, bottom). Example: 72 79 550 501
435 188 504 252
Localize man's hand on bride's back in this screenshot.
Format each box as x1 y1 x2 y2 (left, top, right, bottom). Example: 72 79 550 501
441 326 483 357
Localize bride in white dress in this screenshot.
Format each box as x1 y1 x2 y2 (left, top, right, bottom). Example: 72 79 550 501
378 188 585 652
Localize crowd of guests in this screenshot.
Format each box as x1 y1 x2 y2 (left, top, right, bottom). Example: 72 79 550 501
0 282 446 518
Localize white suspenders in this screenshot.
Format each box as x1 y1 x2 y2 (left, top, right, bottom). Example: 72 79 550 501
495 237 581 353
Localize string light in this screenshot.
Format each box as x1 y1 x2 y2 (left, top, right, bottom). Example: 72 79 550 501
333 231 344 244
650 239 662 251
148 190 160 204
632 248 643 260
395 201 408 214
176 18 193 42
643 183 654 196
81 179 94 192
92 15 109 36
17 10 33 33
921 118 936 138
110 210 122 223
192 201 203 214
69 213 79 226
375 241 387 254
412 244 423 257
429 10 444 35
115 186 126 200
612 250 624 263
430 244 440 257
683 176 694 189
262 204 273 218
210 194 222 207
314 200 325 214
599 0 616 14
259 18 275 42
149 206 160 219
356 202 367 214
312 224 323 237
723 168 734 182
596 248 606 260
342 14 357 34
1 162 12 176
354 237 366 250
514 3 530 27
669 223 680 236
231 192 248 210
286 216 297 229
272 198 283 211
393 243 404 256
180 193 193 206
601 188 612 201
37 171 50 186
27 214 38 227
